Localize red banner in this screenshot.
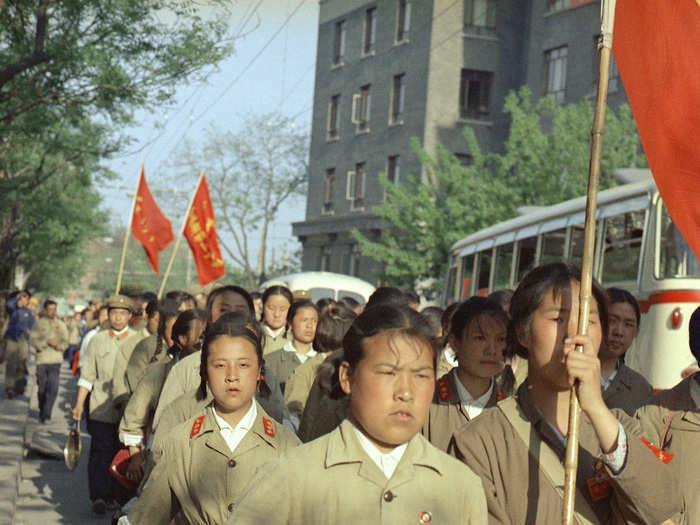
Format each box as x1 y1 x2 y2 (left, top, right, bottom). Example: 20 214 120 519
131 167 174 274
183 175 225 285
613 0 700 260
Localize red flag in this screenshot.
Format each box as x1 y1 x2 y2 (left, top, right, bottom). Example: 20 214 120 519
131 167 174 274
183 174 225 285
613 0 700 259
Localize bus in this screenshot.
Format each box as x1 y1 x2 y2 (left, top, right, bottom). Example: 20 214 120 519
259 271 375 305
444 169 700 389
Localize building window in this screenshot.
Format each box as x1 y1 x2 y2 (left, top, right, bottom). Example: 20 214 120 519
454 153 473 166
347 162 366 210
543 45 568 104
464 0 497 33
333 20 346 65
363 7 377 55
327 94 340 140
390 74 405 124
352 84 372 133
320 246 332 271
387 155 400 184
547 0 567 12
323 168 335 214
396 0 411 42
459 69 493 120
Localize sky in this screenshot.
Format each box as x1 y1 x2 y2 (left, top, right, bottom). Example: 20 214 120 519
101 0 319 267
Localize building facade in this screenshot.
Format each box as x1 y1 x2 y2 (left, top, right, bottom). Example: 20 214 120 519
293 0 628 284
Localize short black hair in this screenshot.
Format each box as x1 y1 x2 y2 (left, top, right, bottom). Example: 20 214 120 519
366 287 412 310
43 299 57 309
606 287 640 328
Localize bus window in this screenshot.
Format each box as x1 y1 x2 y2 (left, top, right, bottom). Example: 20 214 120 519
476 250 492 296
493 243 514 290
540 229 567 266
658 203 700 279
568 225 584 269
516 237 537 282
601 210 644 284
445 266 457 303
338 290 365 305
460 254 475 299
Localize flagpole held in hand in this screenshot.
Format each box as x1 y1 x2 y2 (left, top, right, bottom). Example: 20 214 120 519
562 1 616 524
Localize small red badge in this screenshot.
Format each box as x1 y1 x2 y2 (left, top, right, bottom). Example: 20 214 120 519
262 417 275 437
190 415 205 438
640 437 675 464
437 378 450 402
586 473 612 502
419 511 432 524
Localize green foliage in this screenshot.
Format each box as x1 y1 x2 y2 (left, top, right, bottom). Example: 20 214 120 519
354 87 647 289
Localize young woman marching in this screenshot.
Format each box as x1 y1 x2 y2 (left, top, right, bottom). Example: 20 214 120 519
422 297 510 451
261 286 294 355
264 299 320 392
451 263 680 524
599 287 652 415
119 315 300 525
230 304 487 524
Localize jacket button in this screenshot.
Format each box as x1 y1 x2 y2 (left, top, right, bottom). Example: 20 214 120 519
383 491 394 502
228 503 234 512
228 459 236 468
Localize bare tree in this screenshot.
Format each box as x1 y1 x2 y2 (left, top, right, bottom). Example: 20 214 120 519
167 112 309 289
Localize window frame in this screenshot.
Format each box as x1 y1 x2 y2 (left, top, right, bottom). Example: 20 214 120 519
459 69 494 120
464 0 498 34
390 73 406 125
543 45 568 104
395 0 411 43
333 20 346 66
363 7 377 56
322 168 335 215
326 94 340 141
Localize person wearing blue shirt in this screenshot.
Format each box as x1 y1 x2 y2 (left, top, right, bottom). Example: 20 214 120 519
4 290 35 398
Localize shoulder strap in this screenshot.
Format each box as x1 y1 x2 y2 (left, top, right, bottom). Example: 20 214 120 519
498 398 600 525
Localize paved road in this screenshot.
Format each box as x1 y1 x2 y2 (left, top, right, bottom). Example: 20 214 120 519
1 354 112 524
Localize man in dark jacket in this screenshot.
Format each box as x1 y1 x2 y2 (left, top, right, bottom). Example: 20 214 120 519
4 290 35 398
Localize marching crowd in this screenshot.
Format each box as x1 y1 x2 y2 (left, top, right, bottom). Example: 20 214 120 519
2 262 699 524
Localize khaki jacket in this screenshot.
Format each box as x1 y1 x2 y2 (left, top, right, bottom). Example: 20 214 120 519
284 352 327 420
80 328 140 423
452 382 681 524
264 346 304 390
422 368 507 452
125 334 162 395
128 402 300 525
111 330 146 410
635 375 699 524
603 362 653 416
30 316 69 365
229 419 487 525
262 327 289 356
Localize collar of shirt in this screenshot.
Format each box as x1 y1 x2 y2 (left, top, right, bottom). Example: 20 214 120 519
455 375 494 419
282 339 317 363
444 345 458 367
110 326 129 338
690 374 700 409
600 359 620 391
212 400 257 455
264 324 285 339
352 423 408 479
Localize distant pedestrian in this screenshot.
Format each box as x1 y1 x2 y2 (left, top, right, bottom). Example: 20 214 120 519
3 290 35 398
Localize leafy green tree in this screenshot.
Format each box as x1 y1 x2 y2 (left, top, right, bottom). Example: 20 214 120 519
354 87 647 290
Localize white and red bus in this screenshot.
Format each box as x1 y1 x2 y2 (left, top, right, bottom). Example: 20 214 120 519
444 169 700 389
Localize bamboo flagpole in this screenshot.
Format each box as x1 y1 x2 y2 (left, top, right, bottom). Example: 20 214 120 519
157 171 204 299
115 164 142 295
562 1 617 524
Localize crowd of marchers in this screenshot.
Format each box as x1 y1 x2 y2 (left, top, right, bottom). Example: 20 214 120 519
2 263 698 524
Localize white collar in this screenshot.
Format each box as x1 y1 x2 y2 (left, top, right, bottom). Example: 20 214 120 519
282 339 317 363
264 324 286 338
110 326 130 337
455 374 493 419
352 423 408 479
444 345 458 367
212 401 257 454
600 360 620 391
690 374 700 409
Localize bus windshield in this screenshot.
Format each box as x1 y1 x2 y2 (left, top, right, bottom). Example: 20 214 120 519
657 202 700 279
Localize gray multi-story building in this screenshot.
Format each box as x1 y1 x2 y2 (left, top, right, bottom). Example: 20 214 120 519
293 0 628 284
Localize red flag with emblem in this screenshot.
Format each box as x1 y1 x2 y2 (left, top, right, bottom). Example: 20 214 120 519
131 167 174 274
613 0 700 259
183 174 225 285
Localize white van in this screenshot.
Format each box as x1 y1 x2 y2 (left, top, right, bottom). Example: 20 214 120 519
259 271 375 305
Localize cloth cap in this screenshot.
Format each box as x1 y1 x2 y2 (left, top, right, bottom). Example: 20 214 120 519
690 306 700 364
106 295 133 311
292 289 311 301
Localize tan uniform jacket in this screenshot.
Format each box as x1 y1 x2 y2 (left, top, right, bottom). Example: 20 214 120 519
119 359 172 446
81 328 140 423
30 317 69 365
603 362 653 416
422 368 506 452
229 419 487 525
635 375 699 524
435 346 456 379
128 402 300 525
262 328 289 356
283 352 327 420
264 347 303 390
452 382 681 525
125 334 162 395
153 350 292 431
111 330 145 410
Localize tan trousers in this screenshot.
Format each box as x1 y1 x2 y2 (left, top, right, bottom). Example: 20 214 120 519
4 338 28 394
